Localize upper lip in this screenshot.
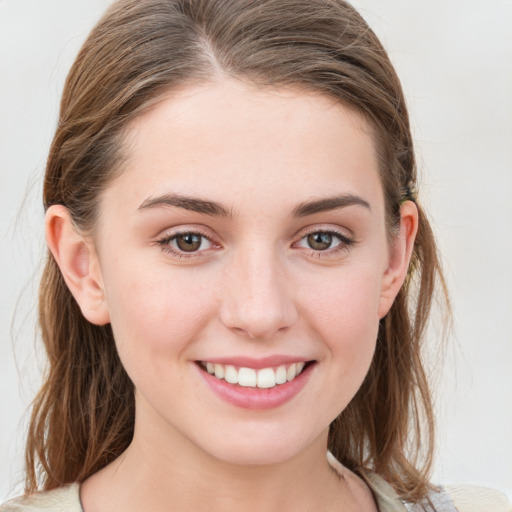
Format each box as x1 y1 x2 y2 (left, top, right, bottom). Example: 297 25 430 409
197 355 314 369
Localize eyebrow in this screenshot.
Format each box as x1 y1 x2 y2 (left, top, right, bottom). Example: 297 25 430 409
138 192 370 218
138 194 231 217
291 194 370 217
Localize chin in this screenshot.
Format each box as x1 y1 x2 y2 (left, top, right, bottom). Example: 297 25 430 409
211 445 300 467
198 425 323 467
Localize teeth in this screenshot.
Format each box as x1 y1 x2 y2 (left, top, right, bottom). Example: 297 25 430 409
238 367 256 387
214 364 225 379
224 365 238 384
202 361 308 389
286 363 297 381
257 368 276 389
275 365 287 384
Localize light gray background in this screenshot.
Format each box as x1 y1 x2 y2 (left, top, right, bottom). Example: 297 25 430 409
1 0 511 501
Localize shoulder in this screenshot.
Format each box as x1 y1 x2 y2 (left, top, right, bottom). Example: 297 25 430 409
364 470 512 512
0 484 82 512
445 484 512 512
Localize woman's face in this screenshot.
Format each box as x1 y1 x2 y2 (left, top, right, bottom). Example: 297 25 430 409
88 79 408 465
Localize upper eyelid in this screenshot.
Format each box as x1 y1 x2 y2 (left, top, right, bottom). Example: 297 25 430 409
155 228 218 251
293 224 354 241
296 231 353 245
292 227 356 253
156 225 217 241
155 231 218 259
154 225 354 246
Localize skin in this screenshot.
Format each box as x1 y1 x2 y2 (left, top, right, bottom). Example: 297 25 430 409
46 78 418 512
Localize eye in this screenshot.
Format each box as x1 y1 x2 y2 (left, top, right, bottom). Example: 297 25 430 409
304 232 339 251
173 233 209 252
295 229 353 253
156 230 215 256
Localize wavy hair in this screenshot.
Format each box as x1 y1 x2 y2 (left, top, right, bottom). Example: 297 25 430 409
26 0 448 502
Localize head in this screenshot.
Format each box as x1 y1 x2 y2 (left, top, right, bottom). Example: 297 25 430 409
28 0 445 501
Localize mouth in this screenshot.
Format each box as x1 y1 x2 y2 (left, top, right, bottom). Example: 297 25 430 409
197 360 314 389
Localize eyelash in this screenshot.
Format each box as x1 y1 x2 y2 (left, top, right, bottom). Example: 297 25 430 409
155 228 354 259
155 230 217 259
294 228 354 257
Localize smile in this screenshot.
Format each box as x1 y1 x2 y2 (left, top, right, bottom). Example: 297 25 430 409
199 361 307 389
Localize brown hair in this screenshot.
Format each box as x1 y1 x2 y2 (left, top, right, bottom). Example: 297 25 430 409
27 0 448 502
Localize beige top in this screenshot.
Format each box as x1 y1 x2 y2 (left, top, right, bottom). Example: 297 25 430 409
2 459 511 512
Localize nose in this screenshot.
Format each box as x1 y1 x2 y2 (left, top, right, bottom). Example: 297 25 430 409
219 245 298 340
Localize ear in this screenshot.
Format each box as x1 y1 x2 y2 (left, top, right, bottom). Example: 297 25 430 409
378 200 418 318
45 205 110 325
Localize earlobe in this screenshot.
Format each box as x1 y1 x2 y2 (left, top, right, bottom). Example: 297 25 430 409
378 201 418 318
45 205 110 326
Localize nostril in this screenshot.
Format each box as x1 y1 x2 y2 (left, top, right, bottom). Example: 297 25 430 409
220 305 298 340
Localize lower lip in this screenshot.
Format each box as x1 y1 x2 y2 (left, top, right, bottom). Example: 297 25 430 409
196 363 315 410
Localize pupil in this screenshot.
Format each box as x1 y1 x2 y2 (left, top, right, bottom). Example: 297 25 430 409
308 232 332 250
177 233 201 252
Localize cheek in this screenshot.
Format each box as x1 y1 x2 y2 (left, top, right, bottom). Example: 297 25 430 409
102 263 217 372
299 266 382 371
301 264 381 332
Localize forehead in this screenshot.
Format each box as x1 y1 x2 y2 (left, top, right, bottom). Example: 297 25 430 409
105 79 382 217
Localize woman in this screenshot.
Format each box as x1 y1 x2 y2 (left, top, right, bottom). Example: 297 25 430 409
1 0 509 511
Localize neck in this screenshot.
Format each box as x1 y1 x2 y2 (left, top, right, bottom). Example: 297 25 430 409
81 428 350 512
80 398 376 512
